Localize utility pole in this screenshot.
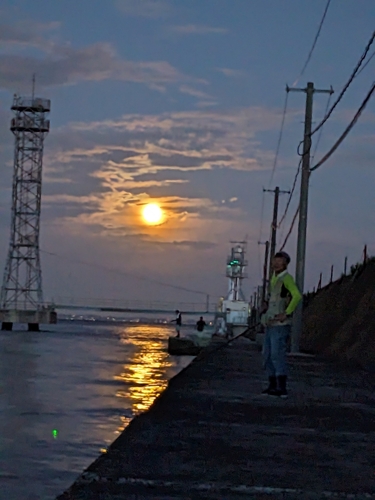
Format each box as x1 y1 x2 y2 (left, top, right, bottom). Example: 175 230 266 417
288 82 333 353
264 186 290 294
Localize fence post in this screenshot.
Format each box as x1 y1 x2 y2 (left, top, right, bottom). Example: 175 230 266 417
363 244 368 265
344 256 347 275
317 273 322 290
330 265 334 283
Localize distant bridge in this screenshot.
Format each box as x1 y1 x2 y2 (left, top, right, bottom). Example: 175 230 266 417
47 297 218 316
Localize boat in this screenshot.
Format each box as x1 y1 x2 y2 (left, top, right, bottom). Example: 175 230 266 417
167 329 213 355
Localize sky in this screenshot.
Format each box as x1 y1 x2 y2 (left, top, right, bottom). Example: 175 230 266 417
0 0 375 308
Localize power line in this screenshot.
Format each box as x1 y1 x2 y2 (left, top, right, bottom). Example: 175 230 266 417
40 249 210 297
311 91 333 161
279 204 300 252
356 49 375 78
268 90 289 187
311 30 375 137
278 92 331 238
277 158 301 230
294 0 332 84
278 89 332 244
311 80 375 172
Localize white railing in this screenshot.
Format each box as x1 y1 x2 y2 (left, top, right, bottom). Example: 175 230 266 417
12 96 51 112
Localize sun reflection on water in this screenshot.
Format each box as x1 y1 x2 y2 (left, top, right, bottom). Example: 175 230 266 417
113 325 183 434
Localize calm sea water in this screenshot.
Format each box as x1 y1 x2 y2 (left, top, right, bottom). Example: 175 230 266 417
0 322 193 500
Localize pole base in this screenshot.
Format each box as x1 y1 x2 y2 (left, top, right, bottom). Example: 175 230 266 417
28 323 40 332
1 322 13 331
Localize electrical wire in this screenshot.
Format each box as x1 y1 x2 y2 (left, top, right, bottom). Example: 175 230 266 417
279 204 300 252
257 188 266 279
277 158 302 230
278 90 332 242
311 80 375 172
258 188 266 243
311 92 333 161
311 30 375 137
356 49 375 78
268 90 289 188
294 0 332 85
40 249 210 297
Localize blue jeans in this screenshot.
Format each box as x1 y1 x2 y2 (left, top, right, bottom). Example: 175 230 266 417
262 325 290 377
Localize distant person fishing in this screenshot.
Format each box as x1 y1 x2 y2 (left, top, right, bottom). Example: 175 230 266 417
171 310 182 338
196 316 206 332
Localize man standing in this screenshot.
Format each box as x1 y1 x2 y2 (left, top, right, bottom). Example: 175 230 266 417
171 310 182 338
196 316 206 332
261 251 301 398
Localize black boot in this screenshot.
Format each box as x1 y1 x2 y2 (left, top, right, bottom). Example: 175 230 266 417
277 375 288 398
262 376 277 395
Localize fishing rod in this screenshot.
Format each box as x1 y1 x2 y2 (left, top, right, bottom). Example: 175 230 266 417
197 322 262 360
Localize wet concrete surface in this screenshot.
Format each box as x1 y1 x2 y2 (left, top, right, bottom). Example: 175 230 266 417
56 338 375 499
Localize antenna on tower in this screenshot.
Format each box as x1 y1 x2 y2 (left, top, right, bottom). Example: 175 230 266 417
32 73 36 100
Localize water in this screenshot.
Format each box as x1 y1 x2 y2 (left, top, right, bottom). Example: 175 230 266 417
0 322 193 500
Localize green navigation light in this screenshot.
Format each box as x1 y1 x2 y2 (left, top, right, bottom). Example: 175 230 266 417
52 429 58 439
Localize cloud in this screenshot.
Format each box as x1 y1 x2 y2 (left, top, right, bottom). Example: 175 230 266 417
155 240 218 250
32 105 285 243
0 42 186 91
196 101 218 108
115 0 171 18
0 103 289 298
49 107 280 177
216 68 246 78
171 24 228 35
179 85 212 100
0 21 59 50
0 20 192 91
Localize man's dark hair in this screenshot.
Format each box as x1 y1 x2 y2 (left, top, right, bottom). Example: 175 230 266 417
274 251 291 265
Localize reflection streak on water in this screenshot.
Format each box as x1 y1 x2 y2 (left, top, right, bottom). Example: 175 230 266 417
0 322 193 499
115 325 174 419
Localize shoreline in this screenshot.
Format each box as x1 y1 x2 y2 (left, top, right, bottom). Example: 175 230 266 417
56 337 375 499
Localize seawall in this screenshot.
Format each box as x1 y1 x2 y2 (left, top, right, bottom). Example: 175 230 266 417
301 259 375 370
56 338 375 499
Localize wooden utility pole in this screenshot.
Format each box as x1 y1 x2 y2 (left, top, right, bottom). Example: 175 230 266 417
263 186 289 294
288 82 333 353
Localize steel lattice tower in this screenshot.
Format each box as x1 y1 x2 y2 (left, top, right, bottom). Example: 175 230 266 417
0 94 50 313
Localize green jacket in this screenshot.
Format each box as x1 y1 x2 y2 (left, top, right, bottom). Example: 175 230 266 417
261 270 302 326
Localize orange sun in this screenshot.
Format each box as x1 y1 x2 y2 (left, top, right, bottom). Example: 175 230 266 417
142 203 163 225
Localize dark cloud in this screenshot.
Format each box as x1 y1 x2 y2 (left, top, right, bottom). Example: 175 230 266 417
0 19 192 91
0 44 184 91
0 21 59 49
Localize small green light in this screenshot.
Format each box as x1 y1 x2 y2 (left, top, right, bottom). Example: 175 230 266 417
53 429 58 439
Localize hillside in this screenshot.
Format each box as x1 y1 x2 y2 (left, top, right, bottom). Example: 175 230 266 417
301 259 375 371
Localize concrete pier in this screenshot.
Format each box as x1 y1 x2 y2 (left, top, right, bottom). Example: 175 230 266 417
57 338 375 499
0 307 57 331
